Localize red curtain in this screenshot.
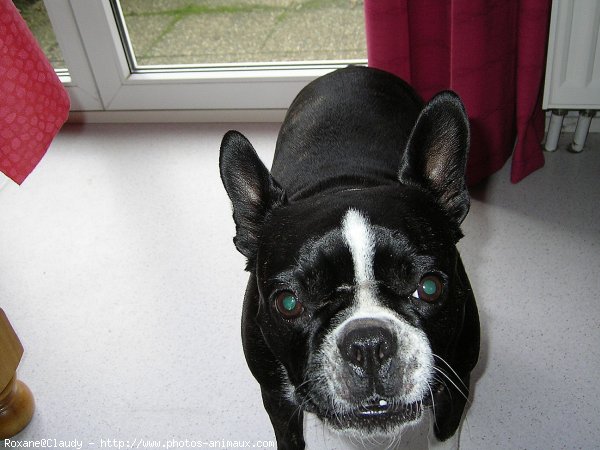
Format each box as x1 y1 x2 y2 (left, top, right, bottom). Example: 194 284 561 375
0 0 70 185
364 0 551 185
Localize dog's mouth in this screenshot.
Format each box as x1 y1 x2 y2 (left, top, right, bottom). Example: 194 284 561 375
357 398 399 417
356 397 426 421
307 395 430 433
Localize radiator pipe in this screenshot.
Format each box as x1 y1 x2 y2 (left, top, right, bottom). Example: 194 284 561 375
544 109 568 152
569 110 597 153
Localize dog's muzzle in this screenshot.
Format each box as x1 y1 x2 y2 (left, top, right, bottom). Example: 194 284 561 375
304 311 434 433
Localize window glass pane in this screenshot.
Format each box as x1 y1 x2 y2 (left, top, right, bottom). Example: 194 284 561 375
12 0 67 71
117 0 366 68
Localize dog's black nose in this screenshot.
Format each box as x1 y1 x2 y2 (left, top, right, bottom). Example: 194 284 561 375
337 318 397 376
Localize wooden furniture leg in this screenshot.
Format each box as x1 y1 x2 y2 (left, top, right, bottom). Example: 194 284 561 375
0 308 35 439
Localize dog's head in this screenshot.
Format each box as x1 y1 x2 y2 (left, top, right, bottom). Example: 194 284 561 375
220 91 472 437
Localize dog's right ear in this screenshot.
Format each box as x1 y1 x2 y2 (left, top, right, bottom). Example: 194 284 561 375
219 130 285 267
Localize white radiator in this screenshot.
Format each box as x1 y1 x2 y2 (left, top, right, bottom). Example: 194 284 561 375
543 0 600 152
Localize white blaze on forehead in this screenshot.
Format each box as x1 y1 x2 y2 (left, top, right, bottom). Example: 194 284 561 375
341 209 378 308
341 208 376 284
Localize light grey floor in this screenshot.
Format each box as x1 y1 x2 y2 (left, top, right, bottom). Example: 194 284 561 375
0 124 599 449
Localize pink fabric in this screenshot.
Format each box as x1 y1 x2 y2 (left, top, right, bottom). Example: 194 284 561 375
365 0 551 185
0 0 70 185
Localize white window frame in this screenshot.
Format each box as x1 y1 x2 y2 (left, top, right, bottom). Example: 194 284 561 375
43 0 366 121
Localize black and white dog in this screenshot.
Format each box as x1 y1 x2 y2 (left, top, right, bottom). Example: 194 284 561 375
220 66 480 449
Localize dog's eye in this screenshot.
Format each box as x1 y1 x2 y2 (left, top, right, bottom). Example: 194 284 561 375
412 274 443 302
275 291 304 319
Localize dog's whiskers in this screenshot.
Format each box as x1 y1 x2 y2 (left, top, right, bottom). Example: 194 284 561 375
432 366 470 403
432 353 470 392
427 382 439 437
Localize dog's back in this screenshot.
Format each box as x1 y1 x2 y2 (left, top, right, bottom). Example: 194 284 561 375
271 66 424 201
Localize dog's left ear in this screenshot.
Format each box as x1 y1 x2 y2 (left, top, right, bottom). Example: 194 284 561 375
219 130 285 268
399 91 470 226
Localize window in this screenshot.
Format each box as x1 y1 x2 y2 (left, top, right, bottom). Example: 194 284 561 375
116 0 366 68
17 0 366 118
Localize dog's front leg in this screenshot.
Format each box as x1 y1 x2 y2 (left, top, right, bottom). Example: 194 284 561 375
261 388 305 450
428 416 460 450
